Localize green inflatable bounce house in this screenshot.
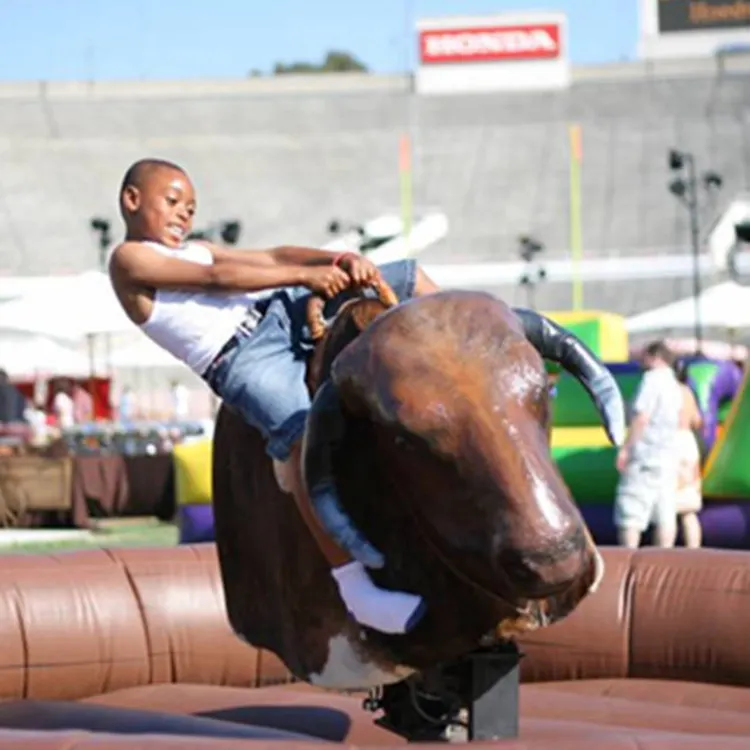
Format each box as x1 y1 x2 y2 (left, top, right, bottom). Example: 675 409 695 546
175 308 750 549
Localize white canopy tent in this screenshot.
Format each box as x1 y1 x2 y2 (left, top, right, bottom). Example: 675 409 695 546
0 333 92 378
0 271 133 341
0 276 69 303
109 338 186 370
626 282 750 334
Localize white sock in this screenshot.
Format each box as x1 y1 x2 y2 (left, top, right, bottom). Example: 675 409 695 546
331 560 426 635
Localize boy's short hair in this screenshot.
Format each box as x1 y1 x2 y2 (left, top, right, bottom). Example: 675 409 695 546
642 339 674 365
120 158 185 196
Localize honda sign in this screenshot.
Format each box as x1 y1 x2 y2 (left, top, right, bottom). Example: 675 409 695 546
415 12 570 95
420 23 561 64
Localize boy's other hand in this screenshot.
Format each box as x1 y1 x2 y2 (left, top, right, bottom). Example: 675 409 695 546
302 265 351 298
338 254 383 288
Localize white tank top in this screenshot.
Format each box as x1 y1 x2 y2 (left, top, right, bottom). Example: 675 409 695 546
132 241 269 376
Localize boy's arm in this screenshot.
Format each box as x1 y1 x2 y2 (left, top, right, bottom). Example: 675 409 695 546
209 244 341 268
615 378 654 469
111 241 341 293
208 244 383 287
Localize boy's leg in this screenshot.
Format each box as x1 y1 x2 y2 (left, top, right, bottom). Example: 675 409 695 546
274 443 349 566
412 264 440 296
652 462 678 549
274 440 425 634
210 301 424 635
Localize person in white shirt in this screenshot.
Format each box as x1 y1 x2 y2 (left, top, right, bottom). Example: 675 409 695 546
108 158 441 637
23 399 49 445
118 385 137 422
52 380 75 430
169 380 189 421
614 341 683 549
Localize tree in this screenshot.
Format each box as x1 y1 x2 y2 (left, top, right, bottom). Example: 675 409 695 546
271 50 368 75
320 50 368 73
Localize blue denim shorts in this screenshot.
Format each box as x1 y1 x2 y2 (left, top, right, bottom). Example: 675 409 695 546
203 259 418 461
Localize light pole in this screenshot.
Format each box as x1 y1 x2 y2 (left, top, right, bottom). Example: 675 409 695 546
729 220 750 283
667 149 723 354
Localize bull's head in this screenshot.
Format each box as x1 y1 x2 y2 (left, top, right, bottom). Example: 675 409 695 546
303 289 623 633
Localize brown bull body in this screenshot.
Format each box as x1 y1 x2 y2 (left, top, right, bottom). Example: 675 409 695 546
213 291 604 689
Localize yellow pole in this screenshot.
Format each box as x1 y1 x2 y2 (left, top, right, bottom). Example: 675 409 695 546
569 124 583 310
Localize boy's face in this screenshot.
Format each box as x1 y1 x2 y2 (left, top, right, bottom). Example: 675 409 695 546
123 167 196 248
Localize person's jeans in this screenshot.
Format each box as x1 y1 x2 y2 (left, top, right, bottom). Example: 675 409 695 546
203 259 417 461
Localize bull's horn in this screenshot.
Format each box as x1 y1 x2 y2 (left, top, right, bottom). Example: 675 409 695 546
512 308 626 447
302 379 385 569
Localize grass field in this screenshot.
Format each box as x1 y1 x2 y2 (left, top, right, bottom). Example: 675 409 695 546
0 518 179 554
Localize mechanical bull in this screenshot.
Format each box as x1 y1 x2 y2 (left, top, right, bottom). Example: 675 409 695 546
212 284 625 691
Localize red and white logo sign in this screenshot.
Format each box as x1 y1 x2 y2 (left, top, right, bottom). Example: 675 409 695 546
419 23 561 64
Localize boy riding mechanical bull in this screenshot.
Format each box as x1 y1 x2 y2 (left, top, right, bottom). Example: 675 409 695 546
109 158 625 638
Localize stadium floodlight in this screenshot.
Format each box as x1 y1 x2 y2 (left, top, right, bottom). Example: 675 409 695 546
219 220 242 246
517 235 546 308
668 178 687 201
737 222 750 244
703 171 723 190
668 149 685 171
89 216 112 268
328 219 366 236
518 235 544 263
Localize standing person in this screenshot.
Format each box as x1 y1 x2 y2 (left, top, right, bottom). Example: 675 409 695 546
614 341 683 549
52 380 75 430
169 380 190 421
118 385 137 423
673 360 703 548
72 382 94 423
0 370 25 424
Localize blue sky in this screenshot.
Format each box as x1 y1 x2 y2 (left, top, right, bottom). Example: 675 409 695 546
0 0 638 81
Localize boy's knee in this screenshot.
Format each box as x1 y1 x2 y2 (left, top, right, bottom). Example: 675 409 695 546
413 266 439 296
267 413 307 463
273 458 295 494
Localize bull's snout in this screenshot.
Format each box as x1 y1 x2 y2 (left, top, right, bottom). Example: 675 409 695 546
501 531 591 599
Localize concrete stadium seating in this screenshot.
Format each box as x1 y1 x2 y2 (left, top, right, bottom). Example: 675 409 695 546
0 58 748 315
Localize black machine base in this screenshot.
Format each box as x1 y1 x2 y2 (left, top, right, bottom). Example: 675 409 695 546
363 642 522 743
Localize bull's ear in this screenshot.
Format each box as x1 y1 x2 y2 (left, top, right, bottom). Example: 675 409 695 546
302 379 385 569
